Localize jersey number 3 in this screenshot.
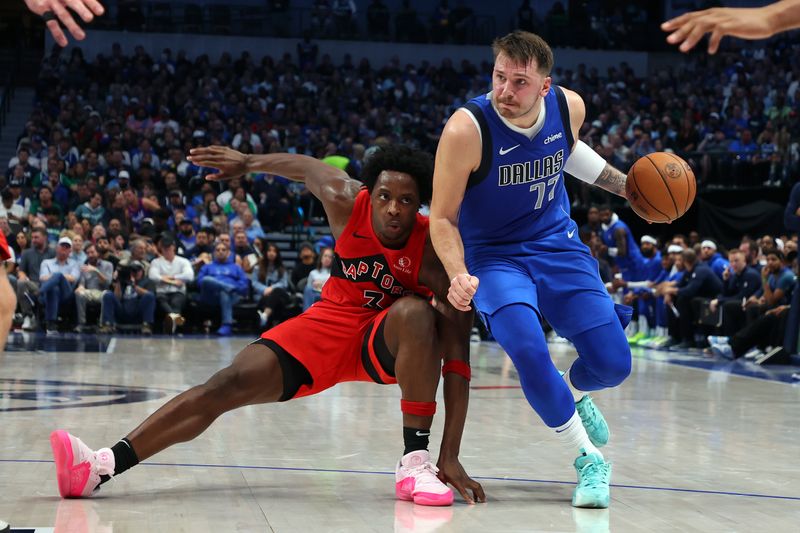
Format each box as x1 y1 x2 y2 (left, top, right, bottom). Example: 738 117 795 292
363 290 385 310
529 175 560 209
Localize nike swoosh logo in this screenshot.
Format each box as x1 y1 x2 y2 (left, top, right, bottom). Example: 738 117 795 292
352 232 370 239
567 229 575 239
415 431 431 437
555 423 573 434
498 144 520 155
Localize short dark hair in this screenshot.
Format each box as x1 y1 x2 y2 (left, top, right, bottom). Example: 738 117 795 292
361 144 433 205
492 30 554 75
764 248 785 262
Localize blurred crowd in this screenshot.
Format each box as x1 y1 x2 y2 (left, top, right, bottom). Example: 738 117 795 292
579 203 799 363
0 40 798 353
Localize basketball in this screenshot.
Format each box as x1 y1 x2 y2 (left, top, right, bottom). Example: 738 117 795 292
625 152 696 223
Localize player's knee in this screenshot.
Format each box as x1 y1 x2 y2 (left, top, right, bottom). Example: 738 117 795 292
201 366 244 409
601 352 631 387
390 297 436 337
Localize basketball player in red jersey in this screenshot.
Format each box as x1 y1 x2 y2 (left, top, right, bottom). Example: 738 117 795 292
49 144 485 506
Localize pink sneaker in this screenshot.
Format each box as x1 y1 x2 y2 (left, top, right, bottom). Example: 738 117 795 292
50 430 114 498
395 450 454 506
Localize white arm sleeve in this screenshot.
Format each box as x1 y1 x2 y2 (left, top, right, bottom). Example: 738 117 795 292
563 141 607 184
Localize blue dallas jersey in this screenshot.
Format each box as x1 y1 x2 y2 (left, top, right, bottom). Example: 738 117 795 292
601 216 642 278
458 86 574 247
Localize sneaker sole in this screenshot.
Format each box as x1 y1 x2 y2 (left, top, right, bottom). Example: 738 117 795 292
50 430 75 498
413 491 454 506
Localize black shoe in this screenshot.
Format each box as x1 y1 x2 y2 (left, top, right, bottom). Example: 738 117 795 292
46 321 59 335
141 323 153 336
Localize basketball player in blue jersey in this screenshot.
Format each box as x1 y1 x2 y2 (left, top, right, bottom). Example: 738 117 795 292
430 31 634 509
599 205 644 280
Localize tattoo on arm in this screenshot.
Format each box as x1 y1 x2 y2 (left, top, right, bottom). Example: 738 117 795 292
595 164 627 197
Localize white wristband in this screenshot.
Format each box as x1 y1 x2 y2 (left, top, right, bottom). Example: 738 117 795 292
563 140 607 184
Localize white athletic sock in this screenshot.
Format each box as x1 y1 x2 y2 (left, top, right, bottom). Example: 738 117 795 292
638 315 649 336
555 410 603 459
563 367 584 403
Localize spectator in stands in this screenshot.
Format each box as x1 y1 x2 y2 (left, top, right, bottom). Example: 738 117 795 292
12 230 28 259
6 176 30 219
74 192 106 226
700 240 729 280
122 239 150 273
100 261 156 335
201 201 223 228
240 209 265 242
74 242 114 332
16 227 54 331
291 241 317 289
197 242 249 336
186 227 214 270
0 189 24 226
707 248 762 340
176 219 196 250
251 242 291 327
663 248 723 349
95 236 119 268
233 230 258 273
149 235 194 334
744 249 796 321
39 236 80 334
68 232 86 265
303 246 332 310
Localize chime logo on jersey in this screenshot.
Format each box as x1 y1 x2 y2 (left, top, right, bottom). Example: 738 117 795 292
498 149 564 187
335 253 415 298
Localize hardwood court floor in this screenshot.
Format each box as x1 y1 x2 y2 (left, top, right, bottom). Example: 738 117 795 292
1 333 798 532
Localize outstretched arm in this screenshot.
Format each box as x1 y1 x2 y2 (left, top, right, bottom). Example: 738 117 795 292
24 0 105 47
662 0 800 54
418 236 485 504
188 146 362 238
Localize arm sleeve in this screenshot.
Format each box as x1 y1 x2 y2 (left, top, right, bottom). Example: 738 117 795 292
39 260 52 279
273 270 290 290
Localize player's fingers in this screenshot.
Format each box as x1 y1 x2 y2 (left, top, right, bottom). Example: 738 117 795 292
661 12 690 31
45 19 68 47
50 1 85 40
456 277 477 296
680 23 710 52
451 285 473 305
204 172 230 181
66 0 96 22
81 0 106 16
472 481 486 503
447 291 471 312
708 29 723 54
453 481 474 504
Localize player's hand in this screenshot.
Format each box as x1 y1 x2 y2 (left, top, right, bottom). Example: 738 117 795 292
436 457 485 504
24 0 105 47
447 273 479 312
709 299 718 313
188 146 249 181
662 7 776 54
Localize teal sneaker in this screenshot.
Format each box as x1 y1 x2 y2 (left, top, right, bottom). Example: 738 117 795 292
572 450 611 508
575 395 609 447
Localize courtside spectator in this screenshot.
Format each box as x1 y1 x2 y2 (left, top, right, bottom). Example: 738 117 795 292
149 236 194 334
39 236 80 334
74 242 114 332
197 242 249 336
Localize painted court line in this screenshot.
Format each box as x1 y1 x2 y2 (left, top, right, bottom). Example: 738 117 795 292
5 458 798 502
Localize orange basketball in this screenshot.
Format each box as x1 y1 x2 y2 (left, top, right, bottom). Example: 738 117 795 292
625 152 696 223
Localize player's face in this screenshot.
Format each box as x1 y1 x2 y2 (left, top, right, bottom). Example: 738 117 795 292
370 171 420 249
492 53 551 124
700 246 714 260
766 254 782 273
729 253 745 274
598 209 611 224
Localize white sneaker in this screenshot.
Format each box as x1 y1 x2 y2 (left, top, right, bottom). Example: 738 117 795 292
395 450 453 506
743 348 763 360
0 519 9 532
22 315 33 331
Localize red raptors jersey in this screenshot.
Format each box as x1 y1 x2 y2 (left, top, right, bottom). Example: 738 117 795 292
323 188 432 310
0 232 10 261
